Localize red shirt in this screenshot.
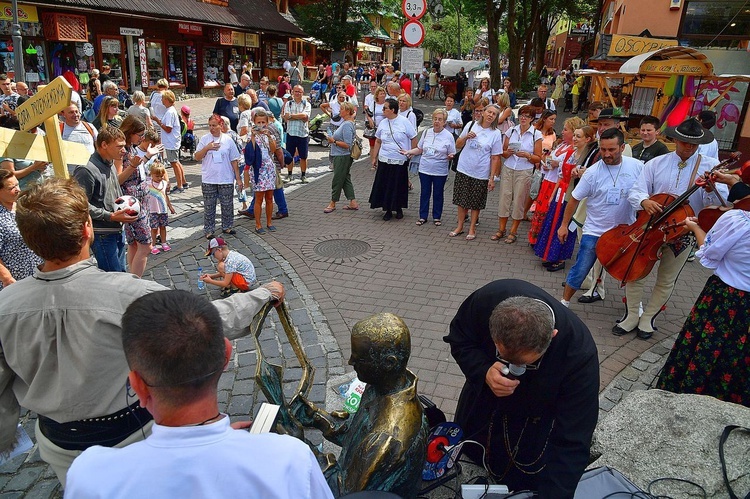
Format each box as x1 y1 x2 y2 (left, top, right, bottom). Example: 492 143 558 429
400 77 412 96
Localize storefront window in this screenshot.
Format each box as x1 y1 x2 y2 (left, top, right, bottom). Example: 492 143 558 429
203 47 224 87
100 37 126 87
167 46 185 86
682 1 750 46
264 41 287 69
146 42 164 88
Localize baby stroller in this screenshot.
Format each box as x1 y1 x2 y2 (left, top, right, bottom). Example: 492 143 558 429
179 122 196 161
309 81 323 108
308 113 329 147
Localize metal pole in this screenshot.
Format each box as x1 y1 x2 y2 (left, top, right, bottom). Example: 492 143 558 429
11 0 24 81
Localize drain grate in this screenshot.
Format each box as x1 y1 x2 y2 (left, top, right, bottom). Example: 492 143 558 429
302 234 383 263
314 239 371 258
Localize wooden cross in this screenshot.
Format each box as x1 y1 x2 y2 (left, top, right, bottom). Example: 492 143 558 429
0 76 92 179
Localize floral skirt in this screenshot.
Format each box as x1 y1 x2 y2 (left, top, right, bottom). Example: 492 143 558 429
528 179 556 245
656 274 749 407
533 196 576 262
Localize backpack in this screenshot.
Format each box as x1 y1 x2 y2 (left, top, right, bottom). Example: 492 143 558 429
409 109 424 127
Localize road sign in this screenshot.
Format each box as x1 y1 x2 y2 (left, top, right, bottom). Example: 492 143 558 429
16 76 72 132
401 19 425 47
400 47 424 75
402 0 427 20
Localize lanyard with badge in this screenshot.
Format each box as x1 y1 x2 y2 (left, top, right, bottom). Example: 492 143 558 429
387 119 408 153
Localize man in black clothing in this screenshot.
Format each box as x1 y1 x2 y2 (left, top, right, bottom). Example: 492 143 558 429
444 279 599 498
212 83 240 131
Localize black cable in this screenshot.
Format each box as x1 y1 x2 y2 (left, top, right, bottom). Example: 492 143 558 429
648 477 707 499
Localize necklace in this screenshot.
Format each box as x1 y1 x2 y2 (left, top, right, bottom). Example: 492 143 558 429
186 413 222 426
676 157 689 187
605 162 623 187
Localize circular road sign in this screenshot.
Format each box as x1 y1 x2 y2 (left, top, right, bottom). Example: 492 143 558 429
402 0 427 20
401 19 425 47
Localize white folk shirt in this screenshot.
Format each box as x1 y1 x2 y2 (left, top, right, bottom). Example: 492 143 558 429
417 127 456 176
375 115 417 162
696 209 750 292
628 152 726 215
572 156 643 236
503 125 543 171
456 121 503 180
65 417 334 499
697 139 719 160
197 132 241 184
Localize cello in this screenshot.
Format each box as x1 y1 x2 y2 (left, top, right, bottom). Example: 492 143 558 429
596 153 741 285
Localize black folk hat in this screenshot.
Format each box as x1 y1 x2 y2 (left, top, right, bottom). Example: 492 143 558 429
665 117 714 145
589 107 628 123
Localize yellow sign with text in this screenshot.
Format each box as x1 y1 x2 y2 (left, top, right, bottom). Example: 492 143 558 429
0 2 38 22
640 60 711 76
17 76 72 132
607 35 678 57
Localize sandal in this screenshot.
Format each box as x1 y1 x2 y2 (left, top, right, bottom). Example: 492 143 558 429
434 220 442 226
416 219 427 226
222 229 237 235
324 206 336 213
504 233 518 244
448 230 464 237
490 230 507 241
466 233 476 241
205 233 215 240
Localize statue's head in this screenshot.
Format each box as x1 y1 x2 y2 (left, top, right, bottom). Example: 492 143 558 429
349 313 411 385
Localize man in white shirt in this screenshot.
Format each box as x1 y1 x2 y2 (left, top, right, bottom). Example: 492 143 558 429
696 110 719 160
537 84 555 112
577 107 633 304
60 104 97 174
283 85 312 183
558 128 643 306
65 288 333 499
614 118 727 339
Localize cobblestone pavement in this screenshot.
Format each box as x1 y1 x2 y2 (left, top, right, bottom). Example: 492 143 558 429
1 94 707 497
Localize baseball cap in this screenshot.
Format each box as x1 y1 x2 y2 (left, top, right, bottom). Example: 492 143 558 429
205 237 226 256
180 105 191 115
283 93 291 99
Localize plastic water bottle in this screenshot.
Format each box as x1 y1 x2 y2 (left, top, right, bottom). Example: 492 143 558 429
197 267 205 291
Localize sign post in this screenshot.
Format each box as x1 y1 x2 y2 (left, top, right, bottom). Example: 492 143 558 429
8 76 91 179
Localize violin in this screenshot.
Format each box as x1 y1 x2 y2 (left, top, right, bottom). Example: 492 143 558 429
697 160 750 230
596 152 741 285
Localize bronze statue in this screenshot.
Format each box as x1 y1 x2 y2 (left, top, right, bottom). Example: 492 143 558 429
292 313 429 498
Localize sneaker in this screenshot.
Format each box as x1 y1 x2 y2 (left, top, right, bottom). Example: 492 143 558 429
161 243 172 252
328 164 334 171
150 247 161 255
182 183 190 189
285 173 294 183
300 175 308 184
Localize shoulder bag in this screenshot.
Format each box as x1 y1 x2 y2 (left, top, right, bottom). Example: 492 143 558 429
450 121 475 172
348 122 363 160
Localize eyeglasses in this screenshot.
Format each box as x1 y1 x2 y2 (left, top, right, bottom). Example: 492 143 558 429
495 349 543 377
137 132 146 138
519 115 533 119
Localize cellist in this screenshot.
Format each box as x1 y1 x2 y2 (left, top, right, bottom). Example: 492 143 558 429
615 118 728 340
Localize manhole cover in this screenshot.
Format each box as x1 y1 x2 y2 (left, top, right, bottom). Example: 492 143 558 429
314 239 371 258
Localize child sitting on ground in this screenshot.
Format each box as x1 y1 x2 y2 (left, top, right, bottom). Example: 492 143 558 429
147 162 176 254
201 237 257 297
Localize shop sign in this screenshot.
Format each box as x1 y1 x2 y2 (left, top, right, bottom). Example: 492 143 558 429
177 22 203 35
400 47 423 74
101 38 121 54
0 2 38 22
138 38 148 87
230 31 243 46
607 35 678 57
245 33 259 48
17 76 72 131
120 27 143 36
640 60 710 76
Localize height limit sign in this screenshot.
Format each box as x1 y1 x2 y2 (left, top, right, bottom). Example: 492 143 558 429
402 0 426 47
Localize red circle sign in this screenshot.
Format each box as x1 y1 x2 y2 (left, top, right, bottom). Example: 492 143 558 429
401 19 425 47
402 0 427 20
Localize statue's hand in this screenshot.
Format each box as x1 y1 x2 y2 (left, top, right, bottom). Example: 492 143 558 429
330 410 350 420
290 395 317 426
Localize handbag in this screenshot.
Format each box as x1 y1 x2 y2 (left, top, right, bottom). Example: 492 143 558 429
450 121 475 172
350 137 363 160
529 166 544 200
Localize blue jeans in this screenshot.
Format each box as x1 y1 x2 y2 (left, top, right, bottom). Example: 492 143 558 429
565 234 599 290
250 188 287 214
92 232 126 272
419 173 447 220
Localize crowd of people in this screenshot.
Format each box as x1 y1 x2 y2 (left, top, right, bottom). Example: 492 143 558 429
0 58 747 499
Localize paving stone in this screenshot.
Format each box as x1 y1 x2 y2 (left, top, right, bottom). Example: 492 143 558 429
26 479 59 499
232 380 254 396
639 351 662 364
227 395 254 416
599 398 616 412
4 466 43 491
631 359 650 372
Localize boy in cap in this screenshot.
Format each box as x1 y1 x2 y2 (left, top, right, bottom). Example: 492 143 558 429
201 237 257 297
